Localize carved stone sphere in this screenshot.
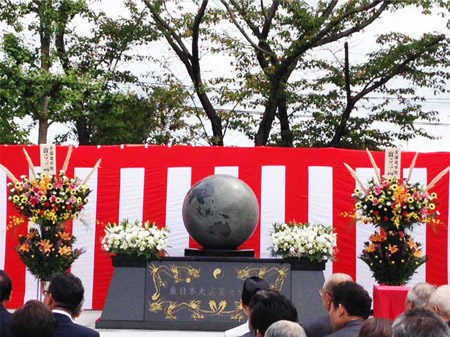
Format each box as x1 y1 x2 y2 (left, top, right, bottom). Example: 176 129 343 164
182 174 259 249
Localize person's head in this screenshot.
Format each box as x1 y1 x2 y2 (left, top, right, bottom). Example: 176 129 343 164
241 276 270 315
329 281 372 331
249 289 298 337
11 300 57 337
393 308 450 337
406 282 436 312
44 272 84 317
320 273 353 311
428 285 450 322
358 318 393 337
265 320 307 337
0 270 12 304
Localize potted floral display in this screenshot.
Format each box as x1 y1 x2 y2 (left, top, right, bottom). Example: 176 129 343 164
1 146 100 283
270 222 337 265
102 219 169 262
345 150 448 285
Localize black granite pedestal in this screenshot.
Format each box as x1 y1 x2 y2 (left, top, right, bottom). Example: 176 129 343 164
96 255 326 331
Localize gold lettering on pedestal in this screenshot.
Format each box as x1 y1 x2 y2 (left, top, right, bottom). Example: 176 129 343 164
148 263 288 321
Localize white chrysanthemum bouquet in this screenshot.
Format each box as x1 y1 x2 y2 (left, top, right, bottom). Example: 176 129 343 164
102 219 169 259
271 222 337 262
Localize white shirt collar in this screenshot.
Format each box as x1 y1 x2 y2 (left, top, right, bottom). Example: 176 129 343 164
52 309 74 323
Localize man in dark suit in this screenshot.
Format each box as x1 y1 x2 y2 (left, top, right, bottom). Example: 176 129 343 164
0 270 13 337
224 276 270 337
249 289 298 337
325 282 371 337
44 272 99 337
303 273 353 337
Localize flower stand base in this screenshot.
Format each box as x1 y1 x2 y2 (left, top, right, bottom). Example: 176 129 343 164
96 255 326 331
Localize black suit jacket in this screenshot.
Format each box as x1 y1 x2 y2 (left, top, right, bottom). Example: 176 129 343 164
303 315 333 337
0 304 13 337
53 313 99 337
325 319 364 337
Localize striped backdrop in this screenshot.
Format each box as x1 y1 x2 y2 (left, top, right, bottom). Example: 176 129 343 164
0 145 449 310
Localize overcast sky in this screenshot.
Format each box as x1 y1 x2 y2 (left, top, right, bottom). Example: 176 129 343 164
22 1 450 152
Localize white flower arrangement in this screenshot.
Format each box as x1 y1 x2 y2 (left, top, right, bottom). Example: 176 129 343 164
102 219 169 259
270 222 337 262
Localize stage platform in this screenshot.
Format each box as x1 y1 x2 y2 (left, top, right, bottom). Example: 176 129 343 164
80 310 223 336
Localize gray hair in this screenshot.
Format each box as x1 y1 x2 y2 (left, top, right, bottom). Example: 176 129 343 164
265 320 306 337
393 308 450 337
429 285 450 319
407 282 437 309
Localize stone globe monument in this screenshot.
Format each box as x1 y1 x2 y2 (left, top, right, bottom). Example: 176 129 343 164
182 174 259 250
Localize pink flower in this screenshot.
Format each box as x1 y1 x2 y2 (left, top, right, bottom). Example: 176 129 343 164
69 196 77 204
54 179 64 189
33 186 41 194
23 183 29 190
421 207 428 217
373 198 379 206
374 186 383 195
30 197 39 206
49 195 57 203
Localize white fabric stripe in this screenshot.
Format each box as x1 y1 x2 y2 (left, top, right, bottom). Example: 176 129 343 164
404 168 427 286
72 167 98 310
308 166 333 281
24 167 41 303
0 171 6 269
119 168 145 223
166 168 191 257
260 166 286 258
214 166 239 177
355 168 379 302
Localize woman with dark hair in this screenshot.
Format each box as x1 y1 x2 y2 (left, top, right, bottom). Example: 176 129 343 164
358 318 393 337
11 300 57 337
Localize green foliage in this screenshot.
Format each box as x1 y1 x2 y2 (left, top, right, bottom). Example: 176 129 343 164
16 224 84 281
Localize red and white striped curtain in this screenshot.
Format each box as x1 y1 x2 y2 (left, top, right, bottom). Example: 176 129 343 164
0 145 449 309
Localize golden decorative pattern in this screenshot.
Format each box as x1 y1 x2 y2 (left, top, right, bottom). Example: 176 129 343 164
148 263 288 321
236 266 288 291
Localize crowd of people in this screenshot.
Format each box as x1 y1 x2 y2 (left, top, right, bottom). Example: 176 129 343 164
224 274 450 337
0 270 98 337
2 268 450 337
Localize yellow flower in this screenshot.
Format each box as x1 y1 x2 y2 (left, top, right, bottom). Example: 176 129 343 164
388 244 399 254
428 203 435 210
431 192 437 200
40 195 47 202
47 183 53 190
366 244 376 253
355 202 362 209
38 239 53 254
55 197 62 204
12 195 20 202
367 195 374 201
58 245 72 256
414 250 423 258
390 184 398 191
14 182 22 189
60 232 72 241
406 197 414 203
19 243 30 252
21 197 28 203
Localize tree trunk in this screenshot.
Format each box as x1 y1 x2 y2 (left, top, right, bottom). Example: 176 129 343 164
277 95 293 147
38 115 49 144
76 116 91 145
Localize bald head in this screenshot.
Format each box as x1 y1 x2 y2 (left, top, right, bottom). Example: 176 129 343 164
323 273 353 294
405 282 436 312
320 273 353 312
429 285 450 322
